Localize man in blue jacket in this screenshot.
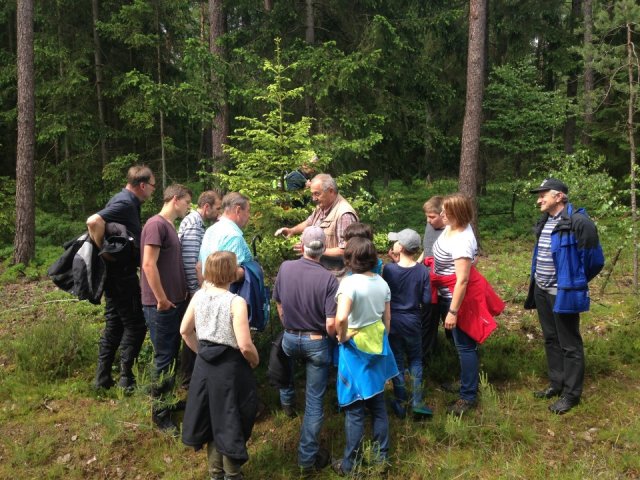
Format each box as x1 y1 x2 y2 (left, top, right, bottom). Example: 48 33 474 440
525 178 604 414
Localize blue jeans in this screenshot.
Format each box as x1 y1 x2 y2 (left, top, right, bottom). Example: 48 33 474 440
389 333 424 408
341 393 389 473
281 331 331 468
451 326 479 402
143 302 187 380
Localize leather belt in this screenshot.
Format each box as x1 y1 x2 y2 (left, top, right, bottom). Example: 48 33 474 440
285 329 325 336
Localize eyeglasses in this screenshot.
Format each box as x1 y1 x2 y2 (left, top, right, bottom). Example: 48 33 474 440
145 182 156 188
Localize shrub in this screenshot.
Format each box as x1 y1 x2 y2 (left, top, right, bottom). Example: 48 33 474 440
0 177 16 245
9 314 97 381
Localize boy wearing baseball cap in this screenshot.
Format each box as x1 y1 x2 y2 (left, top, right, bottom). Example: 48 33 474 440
383 229 433 418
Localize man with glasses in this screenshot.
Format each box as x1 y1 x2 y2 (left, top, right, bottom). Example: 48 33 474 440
525 178 604 414
86 165 156 390
275 174 358 272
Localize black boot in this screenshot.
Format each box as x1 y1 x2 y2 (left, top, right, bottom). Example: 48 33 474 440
94 360 115 389
118 362 136 391
152 408 178 436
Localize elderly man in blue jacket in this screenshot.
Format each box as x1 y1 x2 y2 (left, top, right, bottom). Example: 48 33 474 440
525 178 604 414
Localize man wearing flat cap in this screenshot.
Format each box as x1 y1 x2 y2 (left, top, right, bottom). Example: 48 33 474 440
524 178 604 414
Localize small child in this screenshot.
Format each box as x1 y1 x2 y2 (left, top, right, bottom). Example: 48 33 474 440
333 237 398 475
344 222 383 274
383 228 433 418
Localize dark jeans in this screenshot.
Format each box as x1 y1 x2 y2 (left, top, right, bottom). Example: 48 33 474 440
97 274 146 377
389 332 424 408
143 302 187 383
534 285 584 400
422 300 454 367
341 393 389 473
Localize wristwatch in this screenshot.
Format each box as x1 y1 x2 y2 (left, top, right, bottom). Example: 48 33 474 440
448 308 458 316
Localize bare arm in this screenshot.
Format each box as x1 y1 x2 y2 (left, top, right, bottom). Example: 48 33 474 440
276 302 284 326
335 294 353 343
444 257 472 330
323 246 345 258
142 244 175 311
274 219 307 238
180 301 198 353
195 261 204 287
86 213 106 248
231 297 259 368
326 317 336 338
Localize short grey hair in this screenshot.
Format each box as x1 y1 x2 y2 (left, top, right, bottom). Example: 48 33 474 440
304 241 325 259
312 173 338 193
549 190 568 204
222 192 249 212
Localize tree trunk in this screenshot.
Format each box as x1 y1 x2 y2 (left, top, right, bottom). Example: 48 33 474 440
155 0 166 190
459 0 487 204
14 0 36 265
264 0 273 12
210 0 228 174
582 0 594 144
304 0 315 118
92 0 108 168
626 22 638 291
563 0 581 154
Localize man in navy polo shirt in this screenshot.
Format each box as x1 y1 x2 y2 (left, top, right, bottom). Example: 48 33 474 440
87 165 156 390
272 226 339 475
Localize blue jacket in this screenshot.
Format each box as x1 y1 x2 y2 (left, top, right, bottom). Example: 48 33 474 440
525 203 604 313
230 260 270 331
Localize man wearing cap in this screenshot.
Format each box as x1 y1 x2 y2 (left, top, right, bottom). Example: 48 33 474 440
272 226 339 474
383 228 432 418
274 174 358 272
525 178 604 414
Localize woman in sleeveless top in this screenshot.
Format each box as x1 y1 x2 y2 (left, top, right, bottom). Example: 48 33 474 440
180 251 259 480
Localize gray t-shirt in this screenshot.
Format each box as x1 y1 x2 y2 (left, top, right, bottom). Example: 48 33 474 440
423 223 444 258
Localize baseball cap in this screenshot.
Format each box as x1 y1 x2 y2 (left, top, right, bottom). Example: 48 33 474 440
301 226 326 255
530 178 569 194
388 228 421 252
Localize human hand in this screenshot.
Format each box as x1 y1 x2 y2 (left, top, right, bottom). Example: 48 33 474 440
387 248 400 263
275 227 290 237
293 242 303 256
444 312 457 330
157 298 176 311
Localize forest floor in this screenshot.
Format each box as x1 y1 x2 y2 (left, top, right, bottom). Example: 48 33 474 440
1 237 639 479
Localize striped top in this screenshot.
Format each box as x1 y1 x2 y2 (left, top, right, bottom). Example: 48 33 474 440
432 224 478 299
534 213 561 289
178 210 205 294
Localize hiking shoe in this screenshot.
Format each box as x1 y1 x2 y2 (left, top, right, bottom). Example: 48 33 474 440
446 398 477 416
282 404 297 418
389 399 406 419
299 447 330 476
549 396 579 415
412 404 434 417
331 460 347 477
152 411 178 436
533 386 561 399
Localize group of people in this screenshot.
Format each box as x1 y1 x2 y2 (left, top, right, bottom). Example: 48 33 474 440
86 166 603 479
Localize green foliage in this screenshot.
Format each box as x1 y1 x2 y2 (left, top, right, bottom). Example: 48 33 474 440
527 149 616 216
8 314 97 381
482 59 568 175
0 176 15 245
0 244 63 283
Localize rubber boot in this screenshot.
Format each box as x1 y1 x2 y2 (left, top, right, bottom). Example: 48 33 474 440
94 360 115 389
118 361 136 391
